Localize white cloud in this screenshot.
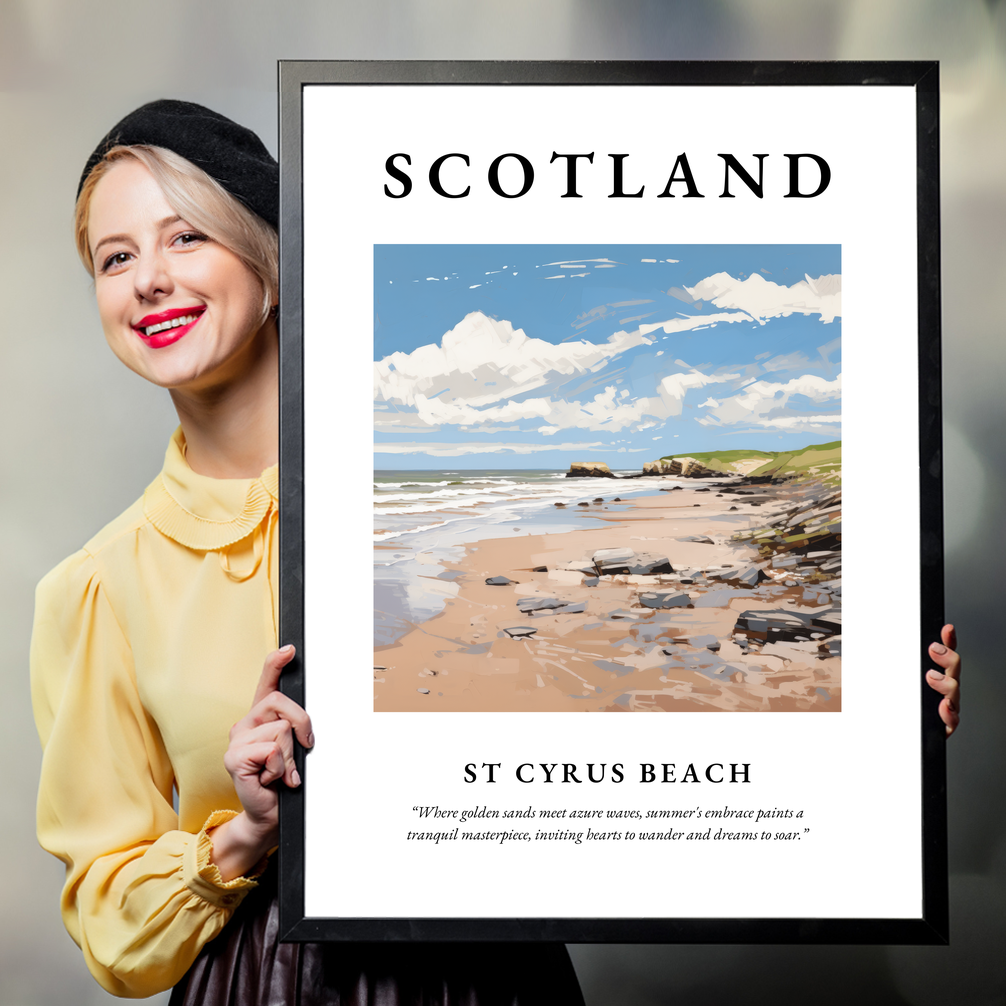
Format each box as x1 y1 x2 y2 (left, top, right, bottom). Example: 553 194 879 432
375 310 759 436
657 368 740 415
696 374 842 433
753 414 842 431
686 272 841 324
637 312 750 337
375 311 652 414
375 292 842 441
404 385 663 434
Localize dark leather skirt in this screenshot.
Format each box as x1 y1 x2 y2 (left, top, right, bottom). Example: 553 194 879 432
169 869 585 1006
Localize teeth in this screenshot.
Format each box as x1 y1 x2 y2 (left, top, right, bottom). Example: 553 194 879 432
142 313 199 337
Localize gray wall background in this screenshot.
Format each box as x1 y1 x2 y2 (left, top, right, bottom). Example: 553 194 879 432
1 2 1003 1003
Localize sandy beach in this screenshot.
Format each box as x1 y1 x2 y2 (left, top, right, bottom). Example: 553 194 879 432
374 476 841 712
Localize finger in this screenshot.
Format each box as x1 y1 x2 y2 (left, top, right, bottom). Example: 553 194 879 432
926 669 959 705
224 739 287 786
245 690 314 749
941 623 957 652
926 670 961 738
252 645 296 707
928 641 961 681
258 742 287 787
939 697 960 737
233 720 301 788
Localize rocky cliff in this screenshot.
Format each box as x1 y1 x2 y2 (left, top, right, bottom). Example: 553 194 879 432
646 441 841 484
642 458 714 478
565 461 617 478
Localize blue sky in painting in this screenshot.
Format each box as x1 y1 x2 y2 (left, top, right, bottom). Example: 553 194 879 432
374 245 841 470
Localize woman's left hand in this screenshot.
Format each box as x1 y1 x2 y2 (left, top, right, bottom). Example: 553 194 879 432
926 624 961 737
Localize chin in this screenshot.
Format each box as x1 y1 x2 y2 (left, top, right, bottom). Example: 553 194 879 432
110 321 271 393
122 353 218 391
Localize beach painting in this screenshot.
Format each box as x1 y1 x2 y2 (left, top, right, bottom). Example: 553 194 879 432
374 245 841 713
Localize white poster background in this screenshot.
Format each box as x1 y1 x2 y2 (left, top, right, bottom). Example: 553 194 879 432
301 85 920 920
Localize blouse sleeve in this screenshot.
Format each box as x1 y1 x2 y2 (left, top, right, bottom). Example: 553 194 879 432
30 549 262 998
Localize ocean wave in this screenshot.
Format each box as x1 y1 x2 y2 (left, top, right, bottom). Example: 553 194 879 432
374 519 450 541
376 488 536 505
374 477 523 490
375 485 569 505
372 470 687 537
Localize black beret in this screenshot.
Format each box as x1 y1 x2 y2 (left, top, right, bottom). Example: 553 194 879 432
78 99 278 228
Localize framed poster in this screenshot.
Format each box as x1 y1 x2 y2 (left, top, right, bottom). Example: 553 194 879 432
277 61 946 943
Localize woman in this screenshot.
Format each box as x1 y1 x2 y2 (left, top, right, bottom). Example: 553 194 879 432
31 100 586 1003
33 99 962 1003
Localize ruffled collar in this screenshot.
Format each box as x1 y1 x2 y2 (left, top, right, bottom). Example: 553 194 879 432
143 428 278 551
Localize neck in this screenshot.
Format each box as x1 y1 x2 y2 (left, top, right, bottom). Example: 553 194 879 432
169 319 280 479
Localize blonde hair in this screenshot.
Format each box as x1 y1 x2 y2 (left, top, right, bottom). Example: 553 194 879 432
75 145 278 323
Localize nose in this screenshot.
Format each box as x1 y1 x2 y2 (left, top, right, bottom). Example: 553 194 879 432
133 247 173 303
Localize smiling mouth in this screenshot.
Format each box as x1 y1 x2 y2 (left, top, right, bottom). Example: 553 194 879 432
135 307 205 338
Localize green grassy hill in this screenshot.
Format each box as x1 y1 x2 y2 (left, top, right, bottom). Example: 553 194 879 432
661 441 841 482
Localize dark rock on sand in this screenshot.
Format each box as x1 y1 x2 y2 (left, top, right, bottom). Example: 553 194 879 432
485 576 513 586
811 608 842 634
734 608 838 642
517 597 587 616
710 564 767 588
517 597 568 613
631 556 674 575
503 626 537 638
688 634 721 651
592 547 635 574
639 591 691 609
592 547 672 576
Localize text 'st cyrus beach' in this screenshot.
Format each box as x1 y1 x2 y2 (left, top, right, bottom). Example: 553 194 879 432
374 245 841 712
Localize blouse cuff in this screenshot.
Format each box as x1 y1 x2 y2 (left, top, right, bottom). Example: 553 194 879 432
183 810 269 909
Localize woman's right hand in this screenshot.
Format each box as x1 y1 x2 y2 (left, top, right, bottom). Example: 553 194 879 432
926 624 961 737
209 645 314 881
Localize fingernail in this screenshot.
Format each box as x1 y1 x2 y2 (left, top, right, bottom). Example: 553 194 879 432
928 669 944 680
280 644 295 654
292 768 301 787
931 643 947 654
306 732 315 748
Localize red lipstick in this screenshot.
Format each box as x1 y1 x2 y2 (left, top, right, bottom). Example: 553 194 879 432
132 306 205 349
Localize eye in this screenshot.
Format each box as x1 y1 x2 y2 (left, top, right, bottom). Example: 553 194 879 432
100 251 132 274
172 230 208 249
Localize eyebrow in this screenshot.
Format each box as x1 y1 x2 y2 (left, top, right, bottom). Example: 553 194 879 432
91 214 185 258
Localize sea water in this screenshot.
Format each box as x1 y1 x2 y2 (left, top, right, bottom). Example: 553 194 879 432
373 469 685 646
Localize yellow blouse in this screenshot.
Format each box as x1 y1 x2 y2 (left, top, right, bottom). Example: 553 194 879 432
31 428 279 998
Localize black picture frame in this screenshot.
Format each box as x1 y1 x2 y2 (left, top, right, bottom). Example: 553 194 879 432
277 60 945 944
